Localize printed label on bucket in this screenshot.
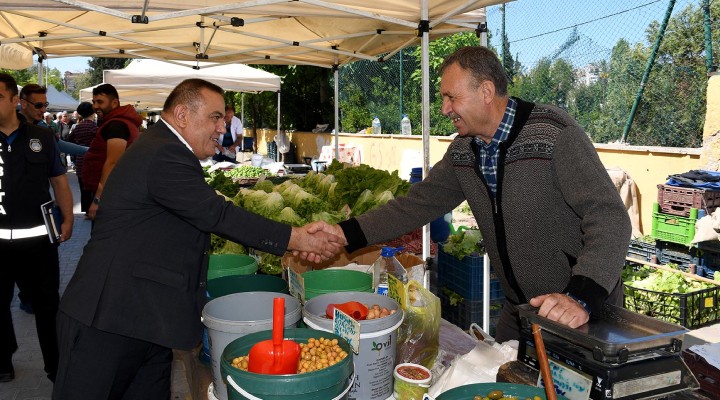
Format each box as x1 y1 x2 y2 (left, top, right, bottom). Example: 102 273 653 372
288 268 305 303
333 308 360 354
376 284 388 296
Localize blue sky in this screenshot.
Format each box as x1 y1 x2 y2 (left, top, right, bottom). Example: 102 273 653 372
484 0 698 70
44 0 699 73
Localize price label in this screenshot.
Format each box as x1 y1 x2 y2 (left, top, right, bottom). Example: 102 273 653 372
387 274 406 309
333 308 360 355
287 268 305 304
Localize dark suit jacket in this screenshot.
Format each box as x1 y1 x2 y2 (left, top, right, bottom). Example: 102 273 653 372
59 120 291 350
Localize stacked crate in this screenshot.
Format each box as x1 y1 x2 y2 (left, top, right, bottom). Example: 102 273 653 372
436 244 504 333
651 184 720 272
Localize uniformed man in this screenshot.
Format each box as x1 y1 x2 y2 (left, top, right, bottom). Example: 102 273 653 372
0 73 74 383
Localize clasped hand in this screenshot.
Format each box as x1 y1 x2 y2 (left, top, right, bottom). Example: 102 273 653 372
289 221 347 263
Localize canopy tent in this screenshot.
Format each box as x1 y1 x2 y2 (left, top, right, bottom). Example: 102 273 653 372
80 59 282 111
0 43 32 69
46 85 79 111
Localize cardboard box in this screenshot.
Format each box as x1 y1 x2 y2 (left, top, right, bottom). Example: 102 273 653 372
282 245 424 277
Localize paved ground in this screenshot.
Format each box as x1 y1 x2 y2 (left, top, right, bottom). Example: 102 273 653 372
0 171 190 400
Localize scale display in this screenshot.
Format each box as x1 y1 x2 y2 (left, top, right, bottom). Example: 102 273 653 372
517 304 699 400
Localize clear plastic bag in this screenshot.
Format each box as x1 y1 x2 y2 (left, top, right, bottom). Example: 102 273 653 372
395 280 441 369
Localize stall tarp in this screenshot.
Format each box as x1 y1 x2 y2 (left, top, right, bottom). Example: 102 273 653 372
103 60 281 93
45 85 78 111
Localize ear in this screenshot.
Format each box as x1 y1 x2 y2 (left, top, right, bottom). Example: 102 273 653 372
480 80 495 103
173 104 189 128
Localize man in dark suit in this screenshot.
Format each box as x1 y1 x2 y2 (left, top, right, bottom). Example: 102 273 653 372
52 78 343 400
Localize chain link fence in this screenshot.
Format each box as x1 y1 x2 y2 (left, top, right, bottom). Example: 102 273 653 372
338 0 714 147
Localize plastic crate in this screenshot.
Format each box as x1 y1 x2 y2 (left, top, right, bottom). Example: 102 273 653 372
439 290 503 332
657 184 720 217
651 203 697 246
437 244 502 300
623 284 720 329
656 240 698 273
626 239 657 262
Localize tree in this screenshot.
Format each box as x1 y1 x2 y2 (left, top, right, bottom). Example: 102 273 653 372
1 64 64 91
86 58 129 87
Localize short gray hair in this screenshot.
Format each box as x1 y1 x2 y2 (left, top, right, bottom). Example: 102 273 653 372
439 46 508 96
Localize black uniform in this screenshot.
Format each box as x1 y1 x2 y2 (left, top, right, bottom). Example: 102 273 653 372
0 115 66 381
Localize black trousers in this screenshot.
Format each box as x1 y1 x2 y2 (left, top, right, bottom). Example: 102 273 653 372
53 312 172 400
0 236 59 378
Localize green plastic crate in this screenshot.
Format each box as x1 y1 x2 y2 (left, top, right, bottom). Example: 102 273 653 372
651 203 697 246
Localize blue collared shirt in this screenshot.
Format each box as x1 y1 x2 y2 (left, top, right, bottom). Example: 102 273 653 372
473 98 517 198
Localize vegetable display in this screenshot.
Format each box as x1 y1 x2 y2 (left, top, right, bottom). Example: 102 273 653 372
206 160 412 275
442 228 483 260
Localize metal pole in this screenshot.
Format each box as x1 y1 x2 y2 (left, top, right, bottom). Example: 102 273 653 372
399 49 404 120
702 0 715 74
334 65 340 159
421 0 430 263
501 4 506 68
620 0 675 143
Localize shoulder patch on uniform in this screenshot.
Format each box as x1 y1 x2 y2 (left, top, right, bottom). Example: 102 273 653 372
29 139 42 152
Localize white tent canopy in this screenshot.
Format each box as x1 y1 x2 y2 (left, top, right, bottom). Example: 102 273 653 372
103 59 281 93
45 85 79 111
80 59 281 110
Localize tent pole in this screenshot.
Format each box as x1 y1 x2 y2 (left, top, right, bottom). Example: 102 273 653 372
241 93 245 132
421 0 431 265
334 64 339 159
277 91 281 162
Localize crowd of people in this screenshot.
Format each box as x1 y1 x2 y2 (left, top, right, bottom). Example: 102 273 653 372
0 45 630 400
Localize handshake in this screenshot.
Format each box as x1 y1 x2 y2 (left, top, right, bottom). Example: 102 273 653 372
288 221 348 263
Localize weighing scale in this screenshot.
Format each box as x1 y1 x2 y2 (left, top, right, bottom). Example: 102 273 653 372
283 163 313 175
517 304 699 400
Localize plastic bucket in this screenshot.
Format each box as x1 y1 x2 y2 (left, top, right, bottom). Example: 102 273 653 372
250 153 264 167
208 254 258 281
303 291 404 400
207 274 289 299
302 270 373 301
221 328 354 400
436 382 570 400
200 275 289 365
202 292 301 400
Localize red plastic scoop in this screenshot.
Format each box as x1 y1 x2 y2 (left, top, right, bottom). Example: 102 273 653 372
248 297 301 374
325 301 369 320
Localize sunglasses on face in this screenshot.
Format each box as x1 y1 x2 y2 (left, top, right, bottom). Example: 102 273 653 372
22 99 49 109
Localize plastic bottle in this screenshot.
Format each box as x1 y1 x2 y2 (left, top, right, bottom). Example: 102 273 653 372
372 116 382 135
401 114 412 135
370 246 407 295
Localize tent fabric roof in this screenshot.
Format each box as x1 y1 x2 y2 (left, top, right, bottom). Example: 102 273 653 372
79 59 281 110
45 85 79 111
104 59 281 92
0 0 498 68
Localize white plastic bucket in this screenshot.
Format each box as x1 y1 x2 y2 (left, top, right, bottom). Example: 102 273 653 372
302 291 403 400
250 154 264 167
202 292 301 400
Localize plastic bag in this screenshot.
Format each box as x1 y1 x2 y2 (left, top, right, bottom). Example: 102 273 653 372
427 331 518 397
395 280 441 369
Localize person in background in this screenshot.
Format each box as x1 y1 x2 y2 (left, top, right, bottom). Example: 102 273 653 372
212 104 243 163
57 112 73 168
66 102 96 216
44 112 59 137
0 73 74 383
17 85 87 163
312 46 632 343
83 83 142 221
52 78 344 399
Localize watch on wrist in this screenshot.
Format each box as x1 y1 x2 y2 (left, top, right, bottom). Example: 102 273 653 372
93 197 101 205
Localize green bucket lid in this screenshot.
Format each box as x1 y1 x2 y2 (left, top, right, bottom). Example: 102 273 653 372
436 382 570 400
208 254 258 281
302 269 373 300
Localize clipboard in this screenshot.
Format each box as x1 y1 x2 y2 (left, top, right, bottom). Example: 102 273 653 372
40 200 63 243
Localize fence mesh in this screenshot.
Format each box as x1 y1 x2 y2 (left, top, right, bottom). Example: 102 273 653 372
338 0 714 147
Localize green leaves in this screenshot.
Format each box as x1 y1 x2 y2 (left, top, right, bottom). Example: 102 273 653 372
442 229 484 260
